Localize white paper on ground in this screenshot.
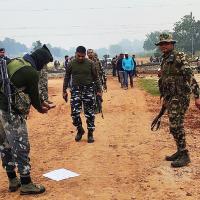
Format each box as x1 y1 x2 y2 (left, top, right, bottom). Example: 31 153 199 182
43 168 80 181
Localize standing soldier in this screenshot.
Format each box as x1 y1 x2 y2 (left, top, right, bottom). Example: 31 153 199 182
87 49 107 115
0 48 11 63
87 49 107 91
156 33 200 167
0 45 53 194
63 46 102 143
38 65 55 107
87 49 107 117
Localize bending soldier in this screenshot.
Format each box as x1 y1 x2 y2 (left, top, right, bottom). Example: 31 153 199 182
0 45 53 194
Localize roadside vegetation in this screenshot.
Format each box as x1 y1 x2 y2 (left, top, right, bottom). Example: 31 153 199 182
138 78 160 96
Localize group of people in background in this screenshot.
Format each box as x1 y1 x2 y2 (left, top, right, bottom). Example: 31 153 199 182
2 32 200 197
113 53 137 89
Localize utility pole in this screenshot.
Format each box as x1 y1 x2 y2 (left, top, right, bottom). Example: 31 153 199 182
191 12 194 57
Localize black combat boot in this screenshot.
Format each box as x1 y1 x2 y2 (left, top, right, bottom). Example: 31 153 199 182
88 131 94 143
20 175 45 195
6 171 21 192
75 127 85 142
165 151 181 161
9 177 21 192
171 150 191 168
20 183 45 195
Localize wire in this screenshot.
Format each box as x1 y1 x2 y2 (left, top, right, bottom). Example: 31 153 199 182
0 2 195 12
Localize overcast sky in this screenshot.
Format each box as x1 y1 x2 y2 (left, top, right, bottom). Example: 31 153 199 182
0 0 200 49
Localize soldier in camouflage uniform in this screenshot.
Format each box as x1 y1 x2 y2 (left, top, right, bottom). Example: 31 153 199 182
39 65 48 101
156 33 200 168
0 45 53 194
63 46 102 143
87 49 107 114
38 65 56 107
87 49 107 91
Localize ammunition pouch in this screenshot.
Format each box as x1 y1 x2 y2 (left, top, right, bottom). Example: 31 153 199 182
12 87 31 116
161 76 191 96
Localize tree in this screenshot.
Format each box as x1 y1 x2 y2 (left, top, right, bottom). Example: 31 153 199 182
0 37 28 57
32 40 43 51
173 13 200 55
143 31 162 51
95 48 109 58
109 44 122 57
118 39 144 53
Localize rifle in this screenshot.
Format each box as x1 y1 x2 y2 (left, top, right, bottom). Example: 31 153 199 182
151 103 166 131
103 82 107 92
0 58 12 116
96 95 104 119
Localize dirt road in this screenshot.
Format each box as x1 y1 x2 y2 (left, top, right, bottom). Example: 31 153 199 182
0 77 200 200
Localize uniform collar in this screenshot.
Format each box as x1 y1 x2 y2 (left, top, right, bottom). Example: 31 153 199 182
162 50 175 59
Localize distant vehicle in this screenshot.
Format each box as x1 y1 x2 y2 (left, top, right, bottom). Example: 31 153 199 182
106 58 112 65
101 57 112 68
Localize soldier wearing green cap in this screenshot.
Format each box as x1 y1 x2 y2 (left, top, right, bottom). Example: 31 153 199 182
156 33 200 168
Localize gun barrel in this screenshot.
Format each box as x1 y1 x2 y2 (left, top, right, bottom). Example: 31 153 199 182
0 58 12 114
151 105 166 131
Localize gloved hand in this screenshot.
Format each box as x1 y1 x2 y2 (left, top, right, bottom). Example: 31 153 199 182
38 101 51 114
195 98 200 110
44 101 56 109
63 92 68 103
97 91 102 97
39 105 49 114
42 101 51 109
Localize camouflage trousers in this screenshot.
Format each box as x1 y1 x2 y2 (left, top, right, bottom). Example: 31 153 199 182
167 96 190 151
0 110 31 177
39 67 48 101
70 85 95 132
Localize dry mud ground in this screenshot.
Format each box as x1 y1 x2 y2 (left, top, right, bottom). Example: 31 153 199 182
0 76 200 200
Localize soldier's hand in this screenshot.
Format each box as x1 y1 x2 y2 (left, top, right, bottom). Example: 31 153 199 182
42 101 51 109
63 92 68 103
44 101 56 109
195 98 200 110
97 92 102 97
40 106 49 114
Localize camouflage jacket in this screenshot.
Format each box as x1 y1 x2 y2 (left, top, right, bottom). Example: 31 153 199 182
158 50 200 99
91 58 107 85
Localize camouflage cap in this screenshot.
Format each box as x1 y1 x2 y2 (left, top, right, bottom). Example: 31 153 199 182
155 33 176 46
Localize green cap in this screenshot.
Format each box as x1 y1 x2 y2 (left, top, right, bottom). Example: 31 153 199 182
155 33 176 46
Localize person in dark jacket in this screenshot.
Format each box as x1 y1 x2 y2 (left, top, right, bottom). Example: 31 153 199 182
116 53 124 88
0 45 53 195
0 48 11 63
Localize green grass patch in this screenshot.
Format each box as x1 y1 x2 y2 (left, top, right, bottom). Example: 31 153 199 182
138 78 160 96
